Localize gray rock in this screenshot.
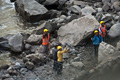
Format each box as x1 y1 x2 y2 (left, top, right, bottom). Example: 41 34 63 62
32 22 57 35
59 0 67 5
31 45 39 53
112 1 120 12
26 53 44 64
98 42 119 63
102 14 113 23
70 5 81 14
102 2 110 12
81 6 96 16
60 15 67 20
26 34 42 45
43 0 57 6
25 44 32 50
97 8 103 13
74 57 80 61
71 62 84 70
111 0 119 4
108 23 120 37
58 14 99 46
8 33 23 52
20 68 28 74
102 0 111 4
25 61 34 70
15 0 48 23
57 19 64 23
117 41 120 50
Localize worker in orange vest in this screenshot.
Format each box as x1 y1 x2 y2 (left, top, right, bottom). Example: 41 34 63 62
99 21 106 41
42 29 50 55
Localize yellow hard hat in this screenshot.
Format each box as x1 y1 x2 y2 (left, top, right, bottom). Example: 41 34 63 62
44 29 48 32
94 30 98 34
57 46 62 50
100 21 104 24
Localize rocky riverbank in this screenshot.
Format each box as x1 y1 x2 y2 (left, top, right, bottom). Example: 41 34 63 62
0 0 120 80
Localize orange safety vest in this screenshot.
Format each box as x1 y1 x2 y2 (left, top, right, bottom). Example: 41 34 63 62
99 25 106 37
42 33 50 45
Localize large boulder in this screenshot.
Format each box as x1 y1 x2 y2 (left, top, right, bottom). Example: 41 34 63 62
81 6 96 16
15 0 49 23
0 34 13 51
102 2 110 12
108 23 120 38
8 33 23 52
26 53 44 64
26 34 42 45
98 42 120 63
32 22 57 35
58 14 99 46
112 1 120 12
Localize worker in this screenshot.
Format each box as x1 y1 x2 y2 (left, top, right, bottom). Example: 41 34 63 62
42 29 50 56
99 21 106 41
52 43 58 71
57 46 69 75
91 30 103 57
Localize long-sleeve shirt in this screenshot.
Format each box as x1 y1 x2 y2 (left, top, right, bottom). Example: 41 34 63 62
93 35 103 45
57 49 68 62
52 48 58 61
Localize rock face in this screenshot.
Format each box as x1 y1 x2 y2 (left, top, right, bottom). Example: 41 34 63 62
108 23 120 38
15 0 48 23
81 6 96 16
98 42 120 63
26 34 42 44
58 14 99 46
8 33 23 52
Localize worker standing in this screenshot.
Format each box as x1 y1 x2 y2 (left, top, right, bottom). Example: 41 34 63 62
57 46 69 75
99 21 107 41
91 30 103 57
52 43 58 71
42 29 50 56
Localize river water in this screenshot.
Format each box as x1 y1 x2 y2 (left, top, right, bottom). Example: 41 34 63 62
0 0 33 37
0 0 33 66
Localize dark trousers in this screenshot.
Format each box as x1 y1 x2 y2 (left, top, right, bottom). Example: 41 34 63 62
53 60 57 71
94 45 99 57
43 45 48 55
57 62 63 75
